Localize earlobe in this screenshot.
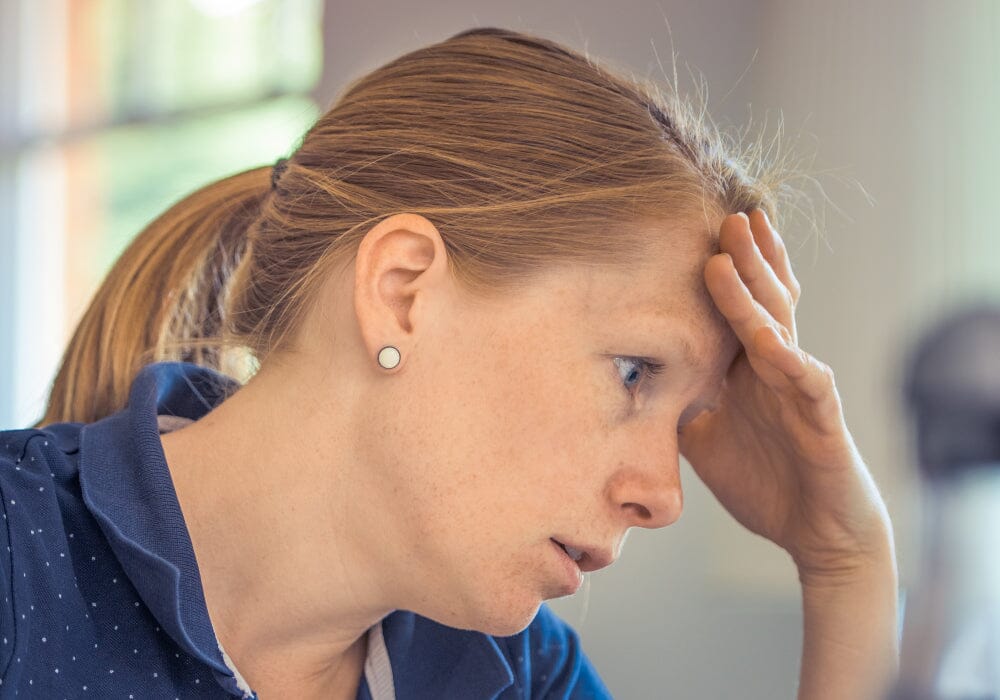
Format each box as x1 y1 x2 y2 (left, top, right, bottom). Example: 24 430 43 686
353 213 446 372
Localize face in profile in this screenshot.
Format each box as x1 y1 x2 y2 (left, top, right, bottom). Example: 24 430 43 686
351 216 742 637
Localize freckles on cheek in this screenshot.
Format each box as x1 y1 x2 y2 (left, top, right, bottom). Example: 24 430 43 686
482 347 599 482
518 415 597 491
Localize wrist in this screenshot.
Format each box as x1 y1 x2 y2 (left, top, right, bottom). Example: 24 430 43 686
795 537 900 700
797 547 897 592
792 511 896 588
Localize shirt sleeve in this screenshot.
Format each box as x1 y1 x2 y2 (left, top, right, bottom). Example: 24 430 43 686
0 451 16 680
503 602 613 699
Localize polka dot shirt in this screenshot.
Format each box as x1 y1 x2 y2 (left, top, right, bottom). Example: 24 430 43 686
0 362 610 699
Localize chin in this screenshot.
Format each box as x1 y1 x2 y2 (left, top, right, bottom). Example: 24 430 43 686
426 585 541 637
422 550 548 636
467 590 543 637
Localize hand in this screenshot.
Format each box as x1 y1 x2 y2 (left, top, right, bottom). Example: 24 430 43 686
678 210 892 579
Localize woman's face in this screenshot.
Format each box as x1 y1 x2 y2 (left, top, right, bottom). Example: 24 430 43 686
342 215 742 636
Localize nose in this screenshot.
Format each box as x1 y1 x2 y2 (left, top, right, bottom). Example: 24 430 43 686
606 451 684 530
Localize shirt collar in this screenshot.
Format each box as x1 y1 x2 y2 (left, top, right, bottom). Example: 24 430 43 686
76 361 515 698
78 361 241 677
380 611 514 698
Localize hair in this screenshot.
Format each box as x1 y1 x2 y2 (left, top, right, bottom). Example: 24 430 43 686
37 26 802 428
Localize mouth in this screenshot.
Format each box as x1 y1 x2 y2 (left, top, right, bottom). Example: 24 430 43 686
552 539 585 562
550 538 616 573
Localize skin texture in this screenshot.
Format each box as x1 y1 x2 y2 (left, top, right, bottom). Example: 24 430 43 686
160 210 897 698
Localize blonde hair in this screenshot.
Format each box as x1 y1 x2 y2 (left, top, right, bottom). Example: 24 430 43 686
39 26 797 427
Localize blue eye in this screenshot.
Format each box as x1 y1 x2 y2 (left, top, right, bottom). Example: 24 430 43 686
613 356 665 394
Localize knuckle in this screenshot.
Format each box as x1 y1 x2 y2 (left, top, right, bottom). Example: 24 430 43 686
817 361 835 383
780 285 794 308
789 278 802 304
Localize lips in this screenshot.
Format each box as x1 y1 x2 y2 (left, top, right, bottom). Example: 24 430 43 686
553 540 585 562
550 538 616 573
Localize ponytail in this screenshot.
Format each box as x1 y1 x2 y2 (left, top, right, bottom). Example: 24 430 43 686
36 166 271 427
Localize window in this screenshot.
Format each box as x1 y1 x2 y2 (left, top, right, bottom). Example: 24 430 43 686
1 0 323 427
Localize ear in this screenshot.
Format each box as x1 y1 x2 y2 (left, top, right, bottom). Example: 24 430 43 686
353 213 450 372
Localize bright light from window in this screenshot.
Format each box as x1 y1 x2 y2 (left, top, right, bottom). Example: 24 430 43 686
188 0 266 17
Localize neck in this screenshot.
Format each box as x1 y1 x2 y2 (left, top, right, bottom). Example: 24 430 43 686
160 358 395 694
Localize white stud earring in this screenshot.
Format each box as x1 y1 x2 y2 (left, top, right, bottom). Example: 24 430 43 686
377 345 401 370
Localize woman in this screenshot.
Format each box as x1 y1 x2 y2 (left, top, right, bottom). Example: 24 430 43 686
3 27 897 699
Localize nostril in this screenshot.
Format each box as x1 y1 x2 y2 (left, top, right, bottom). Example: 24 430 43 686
623 502 652 520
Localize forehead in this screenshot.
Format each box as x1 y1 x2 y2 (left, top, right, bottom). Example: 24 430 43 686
486 216 742 384
572 223 737 363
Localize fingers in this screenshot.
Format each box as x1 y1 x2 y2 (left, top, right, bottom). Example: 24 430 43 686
709 209 843 433
753 327 822 400
753 326 845 433
748 209 801 306
719 212 797 338
704 251 789 363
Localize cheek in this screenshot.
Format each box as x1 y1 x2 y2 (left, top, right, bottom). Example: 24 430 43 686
478 356 612 521
364 344 531 548
371 327 609 560
373 348 608 627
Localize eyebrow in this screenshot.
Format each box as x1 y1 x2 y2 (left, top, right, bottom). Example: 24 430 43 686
669 332 701 373
637 306 710 373
674 334 722 408
638 307 723 410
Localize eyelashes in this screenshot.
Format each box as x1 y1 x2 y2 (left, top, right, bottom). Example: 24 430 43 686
613 356 666 395
613 356 698 435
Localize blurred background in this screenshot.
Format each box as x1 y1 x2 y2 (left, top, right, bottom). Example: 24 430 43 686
1 0 997 697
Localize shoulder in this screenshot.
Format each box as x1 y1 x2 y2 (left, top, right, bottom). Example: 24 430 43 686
0 422 82 480
495 603 613 699
0 422 83 461
0 420 84 522
0 422 84 572
0 423 84 679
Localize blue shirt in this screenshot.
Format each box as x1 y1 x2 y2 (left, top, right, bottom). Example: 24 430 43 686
0 361 612 699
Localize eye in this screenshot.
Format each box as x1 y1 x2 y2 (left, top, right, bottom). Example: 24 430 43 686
613 356 665 395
